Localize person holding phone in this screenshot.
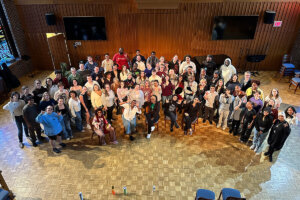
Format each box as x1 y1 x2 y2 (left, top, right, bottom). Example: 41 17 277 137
36 105 66 153
3 91 29 148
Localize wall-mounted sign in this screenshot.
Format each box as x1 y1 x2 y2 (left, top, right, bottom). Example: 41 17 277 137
273 21 282 27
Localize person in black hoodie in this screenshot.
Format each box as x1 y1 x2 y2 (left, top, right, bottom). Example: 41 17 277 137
32 79 48 105
145 95 160 139
201 55 217 78
250 107 273 153
208 70 220 86
264 111 291 162
240 71 252 92
183 98 201 135
163 95 181 132
239 101 256 143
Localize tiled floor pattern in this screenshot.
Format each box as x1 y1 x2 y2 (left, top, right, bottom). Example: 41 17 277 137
0 71 299 200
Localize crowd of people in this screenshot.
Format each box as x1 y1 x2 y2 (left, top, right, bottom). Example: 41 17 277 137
3 48 299 161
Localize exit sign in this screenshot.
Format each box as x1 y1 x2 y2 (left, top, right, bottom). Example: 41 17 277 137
273 21 282 27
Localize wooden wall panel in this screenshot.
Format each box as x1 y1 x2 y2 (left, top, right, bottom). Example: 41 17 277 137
15 0 300 70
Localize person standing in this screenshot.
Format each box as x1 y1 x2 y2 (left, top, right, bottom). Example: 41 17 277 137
179 55 196 74
77 61 91 85
85 55 98 73
32 79 48 105
69 91 83 132
131 49 146 64
239 101 257 143
203 85 219 125
264 111 291 162
251 107 273 153
146 51 159 69
102 84 116 123
53 70 69 88
164 96 181 132
217 88 233 130
113 48 129 70
3 92 29 148
121 100 142 141
201 55 217 78
220 58 236 85
23 95 43 147
54 97 73 140
36 105 66 154
101 53 114 73
68 67 83 86
240 71 252 92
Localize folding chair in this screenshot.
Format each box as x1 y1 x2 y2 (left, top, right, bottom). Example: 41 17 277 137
195 189 215 200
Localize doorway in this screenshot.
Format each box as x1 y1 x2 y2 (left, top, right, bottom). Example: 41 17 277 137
46 33 71 70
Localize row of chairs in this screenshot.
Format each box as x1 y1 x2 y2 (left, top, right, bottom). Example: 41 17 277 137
280 54 300 93
196 188 245 200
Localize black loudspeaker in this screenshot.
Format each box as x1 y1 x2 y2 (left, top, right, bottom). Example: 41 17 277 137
246 55 266 63
264 11 276 24
45 13 56 25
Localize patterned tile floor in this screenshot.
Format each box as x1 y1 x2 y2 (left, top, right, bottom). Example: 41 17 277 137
0 71 299 200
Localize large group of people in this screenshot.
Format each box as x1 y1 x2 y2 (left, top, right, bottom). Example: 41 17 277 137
3 48 298 161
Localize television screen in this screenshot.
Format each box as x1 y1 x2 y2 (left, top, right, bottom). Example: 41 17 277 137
63 17 107 40
212 16 259 40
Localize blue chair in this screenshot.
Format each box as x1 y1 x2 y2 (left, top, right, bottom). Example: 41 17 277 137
280 54 295 81
195 189 215 200
218 188 245 200
0 189 9 200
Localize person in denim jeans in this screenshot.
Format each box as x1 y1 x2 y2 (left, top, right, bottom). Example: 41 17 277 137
69 91 83 132
55 97 73 140
250 107 273 153
3 91 28 148
121 100 141 141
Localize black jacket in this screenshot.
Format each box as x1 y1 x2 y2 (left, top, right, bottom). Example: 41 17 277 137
254 112 273 133
268 119 291 151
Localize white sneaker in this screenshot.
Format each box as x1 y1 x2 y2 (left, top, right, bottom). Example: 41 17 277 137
254 147 259 153
216 124 221 128
189 129 193 135
81 130 85 132
151 126 155 132
86 124 91 129
222 127 226 131
250 145 256 150
147 134 151 139
66 138 71 141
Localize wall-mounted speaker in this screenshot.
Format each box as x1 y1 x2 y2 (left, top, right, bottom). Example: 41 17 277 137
264 11 276 24
45 13 56 25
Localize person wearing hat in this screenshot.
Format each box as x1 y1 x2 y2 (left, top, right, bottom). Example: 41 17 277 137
23 94 44 146
250 107 273 153
53 70 69 89
264 111 291 162
246 80 264 101
201 55 217 78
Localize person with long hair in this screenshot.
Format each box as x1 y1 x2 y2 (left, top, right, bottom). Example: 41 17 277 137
91 84 103 110
284 106 298 127
39 92 57 111
249 90 264 113
129 84 144 109
136 71 148 87
145 95 160 139
264 111 291 162
117 81 129 103
144 63 153 78
151 80 162 102
265 88 282 109
142 80 152 107
36 105 66 154
45 77 58 99
111 78 121 114
92 108 118 145
184 76 197 102
102 84 115 123
162 75 175 104
125 73 136 89
3 91 29 148
239 101 257 143
69 91 83 132
79 86 92 129
70 79 82 97
183 98 200 135
168 69 178 86
215 79 225 95
195 79 208 118
175 75 185 101
217 88 233 130
120 65 130 81
168 54 180 74
203 85 219 125
265 99 278 121
164 95 181 132
225 74 240 94
55 97 73 140
32 79 48 105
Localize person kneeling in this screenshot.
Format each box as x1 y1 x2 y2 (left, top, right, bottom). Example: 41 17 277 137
121 100 141 141
92 108 118 145
36 105 66 153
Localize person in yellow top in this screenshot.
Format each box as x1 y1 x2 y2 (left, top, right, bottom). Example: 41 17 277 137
246 80 264 101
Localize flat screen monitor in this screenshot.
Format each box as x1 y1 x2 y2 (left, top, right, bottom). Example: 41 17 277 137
63 17 107 40
212 16 259 40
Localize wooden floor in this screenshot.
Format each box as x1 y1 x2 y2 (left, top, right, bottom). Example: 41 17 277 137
0 71 299 200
